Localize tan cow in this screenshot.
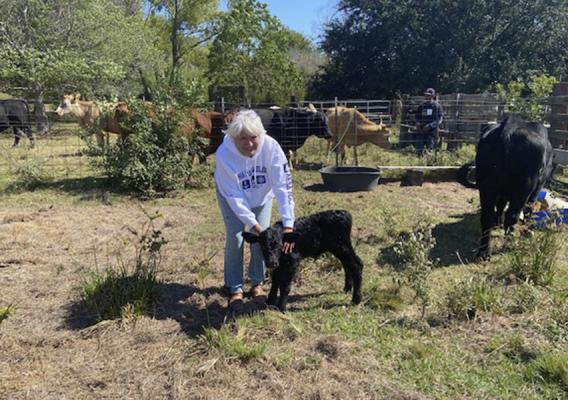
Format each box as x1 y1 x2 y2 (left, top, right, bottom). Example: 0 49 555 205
55 94 128 146
55 94 226 157
326 106 391 165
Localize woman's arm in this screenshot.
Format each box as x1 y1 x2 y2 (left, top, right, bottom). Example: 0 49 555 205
270 145 295 229
215 156 258 229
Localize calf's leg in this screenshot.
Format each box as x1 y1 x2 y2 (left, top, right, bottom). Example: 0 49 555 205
267 268 280 307
277 267 296 312
333 246 364 305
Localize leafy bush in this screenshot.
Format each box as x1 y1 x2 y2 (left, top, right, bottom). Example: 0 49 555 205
495 74 558 122
379 222 436 316
91 98 206 197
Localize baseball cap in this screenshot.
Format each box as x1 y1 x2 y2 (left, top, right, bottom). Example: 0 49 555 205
424 88 436 96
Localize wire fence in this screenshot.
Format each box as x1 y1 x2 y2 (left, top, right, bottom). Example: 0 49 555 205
0 94 564 185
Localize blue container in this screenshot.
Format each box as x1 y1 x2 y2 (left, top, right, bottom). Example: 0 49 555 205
532 209 568 227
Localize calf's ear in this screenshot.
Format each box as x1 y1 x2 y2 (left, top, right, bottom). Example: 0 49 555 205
242 231 259 243
283 232 301 243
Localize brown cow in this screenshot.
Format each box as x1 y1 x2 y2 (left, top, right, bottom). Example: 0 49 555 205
326 106 391 165
185 109 234 162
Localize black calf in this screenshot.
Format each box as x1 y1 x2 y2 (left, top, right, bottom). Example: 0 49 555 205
242 210 363 312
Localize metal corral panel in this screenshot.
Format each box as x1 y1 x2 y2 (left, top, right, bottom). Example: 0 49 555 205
553 149 568 166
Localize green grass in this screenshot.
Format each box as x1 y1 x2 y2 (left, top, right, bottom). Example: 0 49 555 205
2 126 568 399
527 353 568 391
506 227 563 286
79 265 159 321
0 305 15 326
295 136 476 168
200 324 268 363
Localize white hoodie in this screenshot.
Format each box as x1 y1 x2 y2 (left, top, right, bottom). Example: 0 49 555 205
215 134 295 229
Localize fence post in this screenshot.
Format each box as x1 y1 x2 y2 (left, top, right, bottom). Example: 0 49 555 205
448 92 461 151
354 106 359 166
335 97 339 166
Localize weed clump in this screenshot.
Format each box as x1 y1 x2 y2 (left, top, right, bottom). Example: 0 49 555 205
0 305 15 326
79 209 165 321
509 282 542 314
506 225 562 286
379 222 436 316
444 276 502 320
200 325 267 363
526 352 568 390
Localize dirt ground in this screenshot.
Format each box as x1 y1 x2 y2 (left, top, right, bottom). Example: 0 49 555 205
0 178 564 399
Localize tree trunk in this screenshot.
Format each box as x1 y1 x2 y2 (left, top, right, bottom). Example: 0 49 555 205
32 88 49 135
138 68 152 101
169 0 181 88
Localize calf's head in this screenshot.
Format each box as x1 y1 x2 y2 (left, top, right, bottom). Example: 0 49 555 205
242 229 300 269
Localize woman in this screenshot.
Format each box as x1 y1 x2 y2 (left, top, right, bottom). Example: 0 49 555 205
214 110 295 312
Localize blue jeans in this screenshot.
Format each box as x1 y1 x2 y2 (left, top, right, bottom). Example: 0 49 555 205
216 191 273 294
413 131 438 154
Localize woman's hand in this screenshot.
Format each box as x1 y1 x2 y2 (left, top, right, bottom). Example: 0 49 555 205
252 224 263 234
282 227 295 254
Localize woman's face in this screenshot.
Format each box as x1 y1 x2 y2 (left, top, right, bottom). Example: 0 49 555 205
235 130 262 157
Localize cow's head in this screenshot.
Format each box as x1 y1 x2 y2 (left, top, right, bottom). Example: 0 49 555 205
55 93 80 116
242 228 300 270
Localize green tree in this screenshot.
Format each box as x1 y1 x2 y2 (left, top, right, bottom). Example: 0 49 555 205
495 74 558 122
207 0 305 104
147 0 219 90
310 0 568 98
0 0 157 100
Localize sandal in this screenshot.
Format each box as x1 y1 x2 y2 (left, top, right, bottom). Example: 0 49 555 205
227 292 244 315
249 284 267 304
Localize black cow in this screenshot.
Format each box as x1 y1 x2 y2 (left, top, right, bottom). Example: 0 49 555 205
242 210 363 312
253 107 332 157
457 116 553 260
0 99 34 147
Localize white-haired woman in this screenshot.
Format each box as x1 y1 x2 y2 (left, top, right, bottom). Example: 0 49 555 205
214 110 295 313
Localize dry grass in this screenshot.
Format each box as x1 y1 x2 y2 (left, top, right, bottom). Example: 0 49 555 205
1 132 567 399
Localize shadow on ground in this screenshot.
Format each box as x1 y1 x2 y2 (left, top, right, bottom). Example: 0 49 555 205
377 212 481 268
294 161 325 171
62 282 332 338
3 176 130 202
430 212 480 266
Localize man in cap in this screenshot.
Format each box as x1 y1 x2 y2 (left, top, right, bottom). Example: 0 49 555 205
414 88 444 154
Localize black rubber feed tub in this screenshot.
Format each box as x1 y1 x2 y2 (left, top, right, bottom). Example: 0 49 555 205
319 166 382 192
